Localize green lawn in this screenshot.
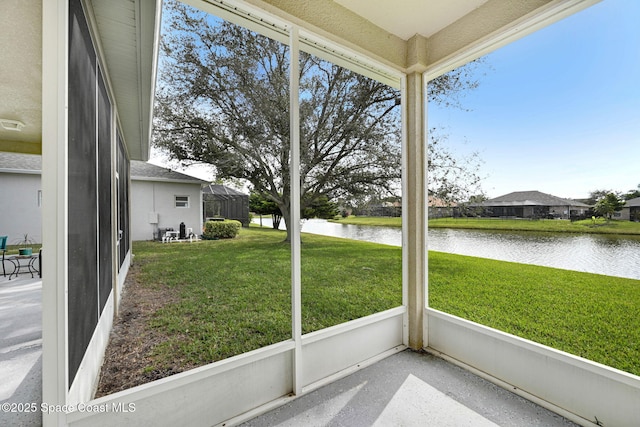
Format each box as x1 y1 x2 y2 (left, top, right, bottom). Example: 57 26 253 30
429 251 640 375
131 227 640 376
331 215 640 235
132 227 401 367
330 216 402 227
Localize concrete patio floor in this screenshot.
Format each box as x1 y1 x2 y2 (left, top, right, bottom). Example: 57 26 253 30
241 349 580 427
0 273 42 426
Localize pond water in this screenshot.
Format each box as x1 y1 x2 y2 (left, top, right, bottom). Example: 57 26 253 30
252 218 640 280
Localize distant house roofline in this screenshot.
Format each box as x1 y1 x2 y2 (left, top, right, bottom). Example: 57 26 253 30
203 184 248 197
477 190 591 208
0 153 208 185
624 196 640 207
130 160 209 184
428 196 457 207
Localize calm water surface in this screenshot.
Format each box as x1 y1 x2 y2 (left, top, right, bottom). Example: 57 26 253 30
253 218 640 280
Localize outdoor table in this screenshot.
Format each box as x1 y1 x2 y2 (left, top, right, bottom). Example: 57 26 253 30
6 254 40 280
162 230 180 242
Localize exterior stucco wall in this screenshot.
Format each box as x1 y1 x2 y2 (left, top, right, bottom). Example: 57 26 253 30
619 206 640 221
617 207 629 221
131 180 203 241
0 172 42 243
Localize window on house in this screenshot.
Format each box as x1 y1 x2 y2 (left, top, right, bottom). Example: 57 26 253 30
175 196 189 208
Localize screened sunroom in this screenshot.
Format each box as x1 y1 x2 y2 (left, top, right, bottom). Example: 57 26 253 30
25 0 640 425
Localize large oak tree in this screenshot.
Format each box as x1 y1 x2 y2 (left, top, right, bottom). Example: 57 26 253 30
154 1 483 240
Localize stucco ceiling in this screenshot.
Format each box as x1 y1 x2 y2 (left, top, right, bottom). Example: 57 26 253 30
254 0 593 74
0 1 42 154
333 0 489 40
0 0 158 159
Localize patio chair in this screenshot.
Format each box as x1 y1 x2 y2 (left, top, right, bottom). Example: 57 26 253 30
0 235 7 277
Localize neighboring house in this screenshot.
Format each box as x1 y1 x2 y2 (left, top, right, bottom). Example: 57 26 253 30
0 153 42 244
428 196 456 218
471 190 591 220
0 156 206 243
359 199 402 217
130 161 208 241
620 196 640 221
202 184 250 227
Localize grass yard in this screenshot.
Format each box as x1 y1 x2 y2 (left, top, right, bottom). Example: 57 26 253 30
131 227 402 368
332 215 640 235
429 251 640 376
128 227 640 377
330 215 402 227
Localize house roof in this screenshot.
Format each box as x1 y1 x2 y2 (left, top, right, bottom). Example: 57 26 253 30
481 191 591 208
625 196 640 207
203 184 248 198
428 196 456 207
0 152 42 174
0 154 206 187
130 161 208 184
90 0 161 160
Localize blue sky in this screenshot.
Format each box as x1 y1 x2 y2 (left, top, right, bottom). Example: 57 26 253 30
428 0 640 200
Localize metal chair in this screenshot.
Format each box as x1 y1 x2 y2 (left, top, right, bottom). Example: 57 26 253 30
0 236 7 277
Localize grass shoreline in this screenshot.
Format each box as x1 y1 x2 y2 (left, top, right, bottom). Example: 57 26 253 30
330 216 640 236
128 227 640 377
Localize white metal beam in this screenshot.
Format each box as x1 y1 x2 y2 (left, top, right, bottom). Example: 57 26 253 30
289 25 303 396
41 0 70 424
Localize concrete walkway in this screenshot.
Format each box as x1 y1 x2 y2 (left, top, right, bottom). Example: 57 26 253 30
242 350 579 427
0 274 42 426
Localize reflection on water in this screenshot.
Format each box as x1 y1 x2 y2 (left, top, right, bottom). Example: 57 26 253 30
301 219 402 246
253 218 640 280
428 228 640 280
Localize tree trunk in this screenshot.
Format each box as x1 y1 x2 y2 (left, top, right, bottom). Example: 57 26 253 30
278 202 293 243
271 213 282 230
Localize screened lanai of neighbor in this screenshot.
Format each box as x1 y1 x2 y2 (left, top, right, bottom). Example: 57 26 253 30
0 0 638 426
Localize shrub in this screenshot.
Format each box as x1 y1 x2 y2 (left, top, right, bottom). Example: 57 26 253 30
202 220 241 240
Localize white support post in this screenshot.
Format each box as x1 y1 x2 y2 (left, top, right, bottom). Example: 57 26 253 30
400 75 410 347
404 71 428 350
42 0 70 424
289 25 303 395
422 76 430 348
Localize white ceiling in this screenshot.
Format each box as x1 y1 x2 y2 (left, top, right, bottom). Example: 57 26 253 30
333 0 489 40
0 1 42 151
0 0 158 159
